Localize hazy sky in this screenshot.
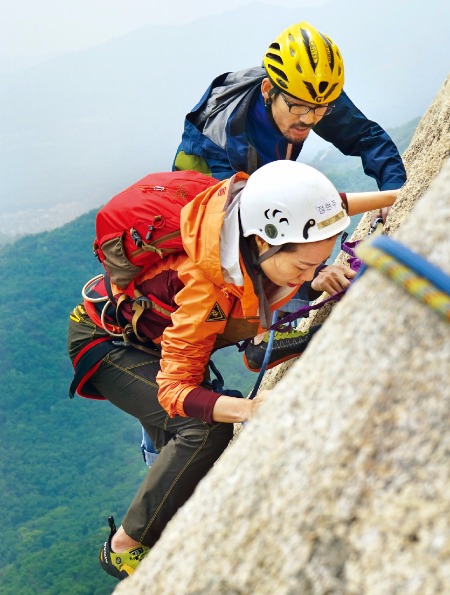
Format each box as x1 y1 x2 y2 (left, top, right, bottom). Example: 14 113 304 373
0 0 330 72
0 0 448 232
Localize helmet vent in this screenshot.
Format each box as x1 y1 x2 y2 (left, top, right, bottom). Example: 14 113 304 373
267 64 289 84
275 78 288 90
269 42 280 49
262 208 290 239
318 81 328 94
323 82 339 101
296 63 303 75
303 81 317 101
266 51 284 66
263 208 289 225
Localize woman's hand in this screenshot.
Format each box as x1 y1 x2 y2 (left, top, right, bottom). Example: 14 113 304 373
311 264 356 295
212 391 270 423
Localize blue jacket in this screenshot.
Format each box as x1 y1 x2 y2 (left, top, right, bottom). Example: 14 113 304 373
173 67 406 190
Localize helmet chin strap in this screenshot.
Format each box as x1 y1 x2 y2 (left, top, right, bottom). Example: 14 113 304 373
255 243 284 329
239 214 287 329
256 244 283 266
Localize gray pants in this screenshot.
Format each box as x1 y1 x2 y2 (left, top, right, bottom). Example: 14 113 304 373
68 310 233 547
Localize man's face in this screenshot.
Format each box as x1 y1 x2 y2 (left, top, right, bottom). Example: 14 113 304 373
261 79 328 144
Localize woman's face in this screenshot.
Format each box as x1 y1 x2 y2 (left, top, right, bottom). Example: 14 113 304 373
257 236 337 287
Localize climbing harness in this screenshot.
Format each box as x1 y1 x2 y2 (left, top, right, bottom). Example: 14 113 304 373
356 235 450 323
82 274 123 338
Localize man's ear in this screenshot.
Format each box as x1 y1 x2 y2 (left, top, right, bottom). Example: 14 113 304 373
261 78 273 102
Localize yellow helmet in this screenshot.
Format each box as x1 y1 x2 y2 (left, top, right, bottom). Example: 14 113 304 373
263 21 344 104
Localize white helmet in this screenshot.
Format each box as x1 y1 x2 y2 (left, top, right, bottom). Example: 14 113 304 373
239 161 350 244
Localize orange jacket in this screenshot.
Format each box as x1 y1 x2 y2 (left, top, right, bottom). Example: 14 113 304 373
112 173 298 420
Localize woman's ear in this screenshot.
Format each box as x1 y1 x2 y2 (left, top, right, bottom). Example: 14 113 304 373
254 235 270 256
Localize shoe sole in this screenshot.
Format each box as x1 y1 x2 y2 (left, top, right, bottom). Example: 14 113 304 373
99 548 130 581
243 351 303 373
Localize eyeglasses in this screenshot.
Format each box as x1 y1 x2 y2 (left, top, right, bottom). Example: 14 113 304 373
279 92 334 117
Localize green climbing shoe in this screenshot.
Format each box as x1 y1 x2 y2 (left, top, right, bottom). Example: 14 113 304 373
99 516 149 580
244 325 321 372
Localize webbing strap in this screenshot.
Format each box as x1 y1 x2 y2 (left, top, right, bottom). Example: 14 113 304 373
271 289 347 330
270 238 364 330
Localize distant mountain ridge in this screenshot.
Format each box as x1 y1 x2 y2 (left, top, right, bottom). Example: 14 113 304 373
309 117 420 192
0 118 419 244
0 0 447 226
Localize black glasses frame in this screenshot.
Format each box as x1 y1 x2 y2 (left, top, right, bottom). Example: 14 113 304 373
279 92 334 116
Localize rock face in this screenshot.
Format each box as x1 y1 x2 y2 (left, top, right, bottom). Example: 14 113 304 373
115 76 450 595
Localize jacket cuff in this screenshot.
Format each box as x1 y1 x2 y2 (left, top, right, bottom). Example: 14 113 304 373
183 387 222 424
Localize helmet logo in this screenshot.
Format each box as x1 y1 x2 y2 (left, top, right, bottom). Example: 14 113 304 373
303 81 318 101
309 41 318 66
319 33 335 70
304 81 339 103
264 223 278 239
262 208 290 240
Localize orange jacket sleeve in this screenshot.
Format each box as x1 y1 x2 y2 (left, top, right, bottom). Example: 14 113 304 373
156 257 233 419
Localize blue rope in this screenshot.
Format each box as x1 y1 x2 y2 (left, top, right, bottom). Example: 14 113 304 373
369 235 450 294
248 310 278 400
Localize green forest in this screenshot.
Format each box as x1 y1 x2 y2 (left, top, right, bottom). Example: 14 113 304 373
0 118 418 594
0 212 257 594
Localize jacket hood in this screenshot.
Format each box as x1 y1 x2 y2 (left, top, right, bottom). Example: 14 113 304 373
196 67 266 150
180 173 248 292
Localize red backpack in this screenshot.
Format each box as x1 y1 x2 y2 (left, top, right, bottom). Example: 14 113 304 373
94 170 220 295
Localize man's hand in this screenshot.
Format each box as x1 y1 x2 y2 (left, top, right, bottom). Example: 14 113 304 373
311 264 356 295
371 206 390 226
